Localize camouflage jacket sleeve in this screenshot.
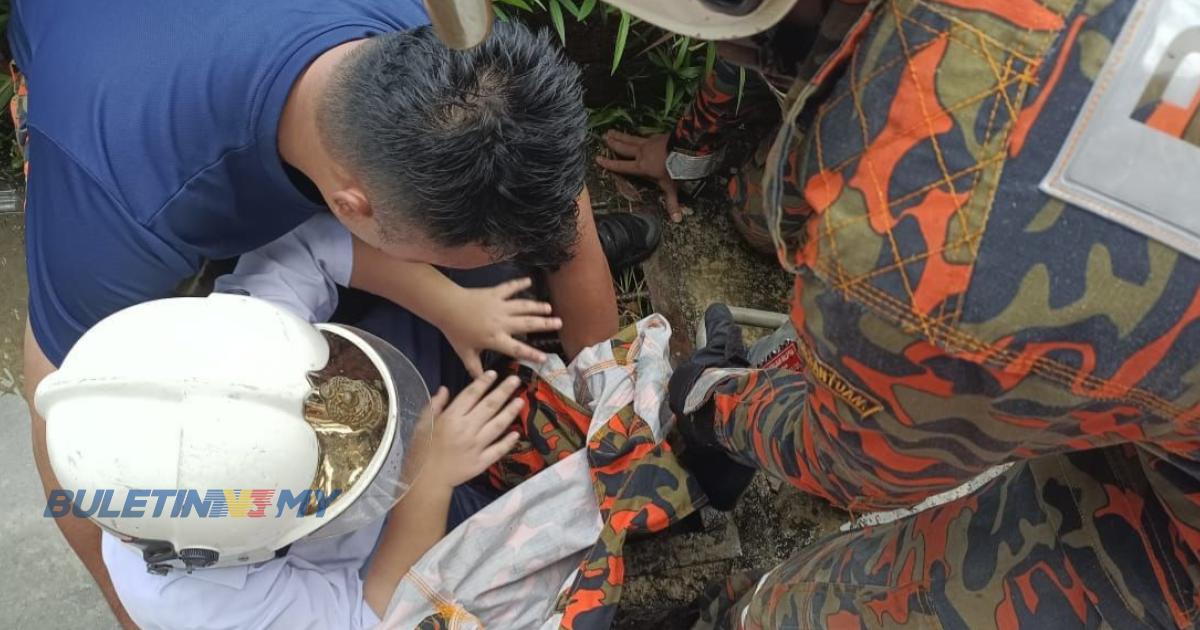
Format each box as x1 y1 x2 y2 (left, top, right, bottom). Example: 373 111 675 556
691 0 1200 560
669 57 776 157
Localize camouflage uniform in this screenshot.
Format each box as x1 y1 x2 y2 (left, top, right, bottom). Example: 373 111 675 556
675 0 1200 627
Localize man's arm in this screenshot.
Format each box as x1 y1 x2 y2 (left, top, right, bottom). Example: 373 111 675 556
545 188 619 359
24 321 138 630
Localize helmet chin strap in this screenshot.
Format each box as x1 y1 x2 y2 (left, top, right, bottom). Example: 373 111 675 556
424 0 494 49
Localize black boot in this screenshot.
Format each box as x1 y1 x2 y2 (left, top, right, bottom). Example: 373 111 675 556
668 304 758 511
596 212 663 273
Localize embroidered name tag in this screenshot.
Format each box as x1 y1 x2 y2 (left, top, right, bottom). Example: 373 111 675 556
759 339 804 371
1042 0 1200 259
794 339 883 417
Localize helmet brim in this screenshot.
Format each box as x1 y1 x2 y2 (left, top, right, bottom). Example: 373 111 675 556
603 0 798 40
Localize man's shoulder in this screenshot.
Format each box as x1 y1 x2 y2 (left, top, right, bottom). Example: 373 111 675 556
20 0 427 236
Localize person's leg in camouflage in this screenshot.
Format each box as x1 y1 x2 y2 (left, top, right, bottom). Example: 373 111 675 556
690 446 1197 629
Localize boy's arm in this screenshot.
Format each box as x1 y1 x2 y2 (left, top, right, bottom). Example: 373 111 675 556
347 244 462 326
215 213 351 322
349 242 563 375
361 476 453 616
545 188 620 360
363 374 523 617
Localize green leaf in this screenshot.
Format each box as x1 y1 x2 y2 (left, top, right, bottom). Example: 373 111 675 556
558 0 582 19
494 0 533 11
673 36 691 70
664 76 676 118
578 0 597 20
548 0 567 45
611 10 631 75
736 67 747 115
704 41 717 77
588 106 634 129
493 4 511 21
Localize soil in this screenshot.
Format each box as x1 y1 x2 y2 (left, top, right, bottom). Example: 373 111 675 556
585 163 845 625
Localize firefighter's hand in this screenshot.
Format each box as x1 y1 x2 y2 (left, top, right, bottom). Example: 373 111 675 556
439 278 563 376
419 373 523 487
596 131 683 223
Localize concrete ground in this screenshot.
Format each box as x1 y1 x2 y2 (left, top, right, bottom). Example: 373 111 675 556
0 206 120 628
599 180 846 627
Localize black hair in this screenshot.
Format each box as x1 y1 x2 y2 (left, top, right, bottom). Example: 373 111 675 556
320 22 587 268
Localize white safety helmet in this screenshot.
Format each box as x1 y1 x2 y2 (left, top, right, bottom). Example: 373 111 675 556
36 294 431 574
601 0 798 40
425 0 797 47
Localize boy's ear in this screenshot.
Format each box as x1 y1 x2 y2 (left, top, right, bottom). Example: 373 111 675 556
329 187 372 222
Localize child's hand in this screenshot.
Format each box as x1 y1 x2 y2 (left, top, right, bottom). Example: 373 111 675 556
439 278 563 376
417 372 523 488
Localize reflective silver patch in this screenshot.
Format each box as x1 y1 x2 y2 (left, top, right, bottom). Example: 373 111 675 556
1042 0 1200 259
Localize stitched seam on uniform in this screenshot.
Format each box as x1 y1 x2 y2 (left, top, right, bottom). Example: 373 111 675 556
814 92 848 289
1047 0 1145 212
843 270 1183 417
975 31 1022 124
942 0 1045 331
813 9 1034 123
1051 0 1152 225
914 0 1047 64
829 231 983 296
818 153 1007 236
891 1 975 300
844 20 930 340
407 571 482 627
953 57 1029 329
815 68 1030 182
939 52 1008 330
808 1 1173 414
822 271 1186 418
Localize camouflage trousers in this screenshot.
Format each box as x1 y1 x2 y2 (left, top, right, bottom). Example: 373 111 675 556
687 0 1200 625
698 404 1195 628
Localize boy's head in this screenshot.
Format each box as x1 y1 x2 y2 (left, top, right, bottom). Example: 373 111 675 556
319 22 587 269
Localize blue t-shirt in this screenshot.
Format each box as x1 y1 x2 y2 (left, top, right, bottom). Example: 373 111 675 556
10 0 430 365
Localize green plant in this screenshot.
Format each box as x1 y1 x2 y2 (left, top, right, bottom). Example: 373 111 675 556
492 0 714 136
494 0 600 46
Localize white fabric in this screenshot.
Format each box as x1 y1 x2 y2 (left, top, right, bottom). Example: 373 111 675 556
214 213 353 323
103 521 384 630
381 315 674 629
103 215 376 629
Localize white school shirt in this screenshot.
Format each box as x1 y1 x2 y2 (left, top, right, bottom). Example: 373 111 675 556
103 214 386 629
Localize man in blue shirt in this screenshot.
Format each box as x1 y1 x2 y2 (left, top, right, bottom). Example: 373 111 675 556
11 2 626 625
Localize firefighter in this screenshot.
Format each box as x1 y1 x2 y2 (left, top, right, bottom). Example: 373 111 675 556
443 0 1200 627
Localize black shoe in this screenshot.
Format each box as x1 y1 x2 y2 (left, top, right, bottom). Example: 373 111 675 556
668 304 758 511
596 212 663 273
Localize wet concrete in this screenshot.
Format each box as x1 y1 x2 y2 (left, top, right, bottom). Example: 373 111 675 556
0 198 120 628
0 208 26 396
639 196 794 363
